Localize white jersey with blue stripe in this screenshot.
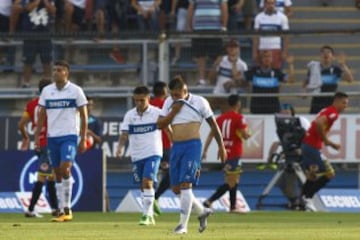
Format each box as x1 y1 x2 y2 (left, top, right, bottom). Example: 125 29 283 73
121 105 163 162
161 93 213 125
38 81 87 138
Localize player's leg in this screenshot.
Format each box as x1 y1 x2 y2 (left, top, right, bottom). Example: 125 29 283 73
154 148 171 215
227 160 242 212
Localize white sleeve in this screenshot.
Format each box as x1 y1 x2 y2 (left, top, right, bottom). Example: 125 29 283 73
38 91 46 107
254 14 260 30
281 14 289 30
300 116 311 131
259 0 264 8
285 0 293 7
200 97 214 119
120 112 131 131
76 86 88 107
160 96 172 117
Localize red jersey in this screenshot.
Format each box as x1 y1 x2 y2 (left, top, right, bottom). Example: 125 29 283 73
303 105 339 149
150 97 171 149
217 111 248 159
25 97 47 147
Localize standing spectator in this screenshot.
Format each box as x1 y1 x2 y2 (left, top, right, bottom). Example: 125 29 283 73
300 92 348 211
210 39 248 94
85 0 106 39
35 60 88 222
131 0 161 32
85 96 102 150
186 0 228 85
303 45 353 114
157 75 227 234
253 0 289 69
258 0 293 17
149 82 171 216
245 50 294 114
170 0 189 65
227 0 244 32
202 94 251 213
18 79 59 218
20 0 56 88
116 86 163 226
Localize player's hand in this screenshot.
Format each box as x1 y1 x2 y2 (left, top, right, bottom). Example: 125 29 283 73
218 147 227 163
201 152 208 162
116 146 124 159
171 100 184 114
20 137 30 151
78 138 87 153
330 142 341 151
34 135 40 151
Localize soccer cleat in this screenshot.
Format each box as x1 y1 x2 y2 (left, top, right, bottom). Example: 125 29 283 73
198 208 213 233
51 209 61 217
138 215 155 226
51 209 73 222
203 200 211 208
173 224 187 234
229 208 245 214
51 213 65 222
153 200 161 217
25 211 43 218
302 196 317 212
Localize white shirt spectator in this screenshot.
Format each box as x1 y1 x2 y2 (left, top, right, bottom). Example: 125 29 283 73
121 105 163 162
38 81 88 138
254 11 289 50
161 94 213 125
0 0 12 16
69 0 86 9
213 56 248 94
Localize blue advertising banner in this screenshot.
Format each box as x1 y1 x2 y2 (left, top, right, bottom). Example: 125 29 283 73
0 149 103 211
318 189 360 212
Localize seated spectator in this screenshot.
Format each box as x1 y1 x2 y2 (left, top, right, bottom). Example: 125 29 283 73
187 0 228 85
253 0 289 69
131 0 160 32
303 45 354 114
245 50 294 114
21 0 56 88
258 0 293 17
209 39 248 94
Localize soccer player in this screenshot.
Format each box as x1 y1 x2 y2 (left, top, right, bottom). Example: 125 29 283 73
19 79 59 218
300 91 349 211
35 60 88 222
149 82 171 216
116 86 163 226
202 94 251 213
157 75 227 234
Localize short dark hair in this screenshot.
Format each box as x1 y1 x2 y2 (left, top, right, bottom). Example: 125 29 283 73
133 86 150 95
334 91 348 100
54 60 70 71
320 45 334 54
152 81 167 97
38 79 52 93
169 75 187 90
228 94 240 107
280 103 295 116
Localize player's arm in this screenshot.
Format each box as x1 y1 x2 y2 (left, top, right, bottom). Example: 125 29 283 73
315 115 340 150
78 105 88 153
34 106 46 150
206 116 227 162
202 131 214 161
18 112 31 151
116 131 129 158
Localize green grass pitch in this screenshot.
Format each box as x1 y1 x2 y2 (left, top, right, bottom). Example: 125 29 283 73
0 211 359 240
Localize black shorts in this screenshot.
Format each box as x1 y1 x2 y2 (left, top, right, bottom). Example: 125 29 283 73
72 5 85 27
0 14 9 32
23 40 52 65
191 37 224 58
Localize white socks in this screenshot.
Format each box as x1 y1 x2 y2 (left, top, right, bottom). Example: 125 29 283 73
192 192 205 216
55 182 63 211
179 189 193 228
62 177 73 209
142 189 155 216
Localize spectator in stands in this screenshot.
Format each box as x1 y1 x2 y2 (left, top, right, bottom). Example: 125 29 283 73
210 39 248 95
300 92 348 212
63 0 86 62
253 0 289 69
258 0 293 17
20 0 56 88
149 82 171 216
242 0 257 30
131 0 160 32
202 94 251 213
85 0 106 40
19 79 60 218
159 0 171 31
227 0 244 32
55 0 65 31
116 86 162 225
186 0 228 85
303 45 353 114
107 0 127 64
245 50 294 114
85 96 103 150
170 0 189 65
0 0 21 67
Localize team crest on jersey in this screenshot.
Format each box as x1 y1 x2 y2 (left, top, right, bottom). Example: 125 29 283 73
19 155 84 207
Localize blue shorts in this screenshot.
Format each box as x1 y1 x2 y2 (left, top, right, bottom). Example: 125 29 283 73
223 158 242 174
301 143 334 175
170 139 202 186
35 147 53 176
132 155 161 183
48 135 78 168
